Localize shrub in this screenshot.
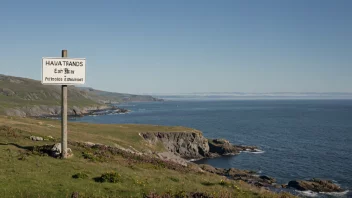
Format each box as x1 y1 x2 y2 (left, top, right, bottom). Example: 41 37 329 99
82 152 97 161
82 151 108 162
72 172 89 179
201 181 215 186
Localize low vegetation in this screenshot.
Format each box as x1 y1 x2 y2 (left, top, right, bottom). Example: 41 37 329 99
0 115 294 197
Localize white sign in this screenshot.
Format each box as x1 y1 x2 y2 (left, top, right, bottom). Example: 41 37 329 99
42 57 86 85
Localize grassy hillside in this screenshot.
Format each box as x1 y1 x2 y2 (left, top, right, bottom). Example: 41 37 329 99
0 116 293 198
0 74 161 114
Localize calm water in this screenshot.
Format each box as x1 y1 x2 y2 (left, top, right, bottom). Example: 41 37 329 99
73 100 352 194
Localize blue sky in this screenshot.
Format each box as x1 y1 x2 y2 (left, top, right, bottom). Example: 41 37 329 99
0 0 351 94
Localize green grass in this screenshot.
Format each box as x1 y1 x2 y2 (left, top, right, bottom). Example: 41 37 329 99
0 116 201 152
0 116 294 198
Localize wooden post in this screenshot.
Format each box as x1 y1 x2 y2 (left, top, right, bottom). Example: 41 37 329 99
61 49 68 158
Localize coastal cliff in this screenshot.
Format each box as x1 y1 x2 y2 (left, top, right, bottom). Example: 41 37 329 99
141 132 347 194
141 131 258 160
141 131 209 159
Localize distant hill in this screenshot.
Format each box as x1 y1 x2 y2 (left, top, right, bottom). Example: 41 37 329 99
0 74 161 116
78 87 163 104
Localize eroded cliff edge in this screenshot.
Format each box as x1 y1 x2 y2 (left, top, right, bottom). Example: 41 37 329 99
142 131 209 159
141 131 258 160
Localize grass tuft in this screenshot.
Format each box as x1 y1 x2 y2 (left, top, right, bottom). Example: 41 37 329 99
72 172 89 179
201 181 216 186
168 176 180 183
94 172 120 183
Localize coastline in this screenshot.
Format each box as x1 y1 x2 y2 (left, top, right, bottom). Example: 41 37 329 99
139 131 346 195
0 113 348 197
2 100 349 196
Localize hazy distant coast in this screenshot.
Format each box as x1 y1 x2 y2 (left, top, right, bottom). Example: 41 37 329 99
154 92 352 101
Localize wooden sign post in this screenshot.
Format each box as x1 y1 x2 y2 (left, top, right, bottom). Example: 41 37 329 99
41 50 86 159
61 50 68 158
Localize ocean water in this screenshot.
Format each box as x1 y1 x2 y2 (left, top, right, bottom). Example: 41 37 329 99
72 100 352 195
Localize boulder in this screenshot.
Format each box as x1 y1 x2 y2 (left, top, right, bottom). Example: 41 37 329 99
50 143 73 158
51 143 62 157
287 179 344 192
30 136 44 141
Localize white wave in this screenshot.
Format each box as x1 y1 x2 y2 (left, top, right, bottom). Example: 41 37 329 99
297 190 319 197
240 149 265 154
321 190 349 196
296 190 350 197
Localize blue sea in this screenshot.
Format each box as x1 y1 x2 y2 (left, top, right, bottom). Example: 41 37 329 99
73 100 352 196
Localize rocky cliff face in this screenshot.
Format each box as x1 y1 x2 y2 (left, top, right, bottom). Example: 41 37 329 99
141 132 209 159
141 132 260 160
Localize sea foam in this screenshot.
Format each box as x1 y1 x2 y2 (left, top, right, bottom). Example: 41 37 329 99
240 149 265 154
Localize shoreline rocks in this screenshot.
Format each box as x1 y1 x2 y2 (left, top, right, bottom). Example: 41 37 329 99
141 132 346 194
198 164 276 188
286 178 344 193
84 107 129 116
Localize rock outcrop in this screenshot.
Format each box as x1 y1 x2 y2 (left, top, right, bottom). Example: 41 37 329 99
286 178 344 192
142 132 209 159
198 164 276 187
208 139 259 156
141 133 259 160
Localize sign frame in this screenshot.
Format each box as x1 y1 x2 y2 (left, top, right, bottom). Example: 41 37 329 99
41 57 86 85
